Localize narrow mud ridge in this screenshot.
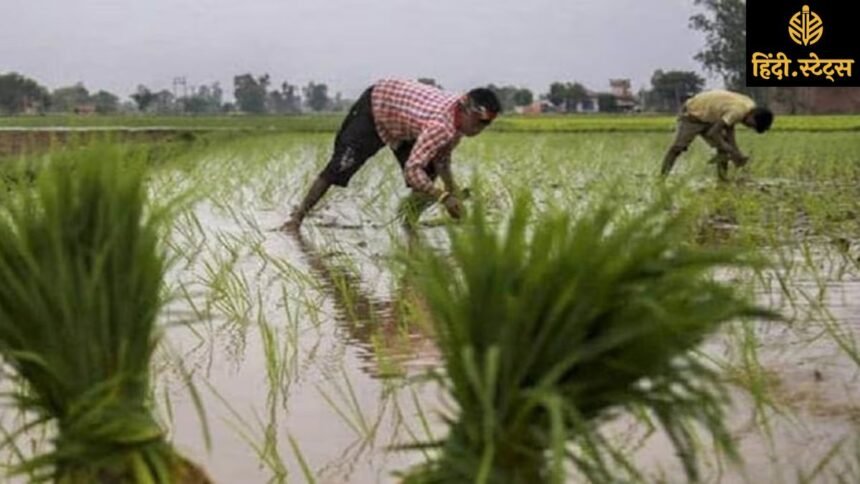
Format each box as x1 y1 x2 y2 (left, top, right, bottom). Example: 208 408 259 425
0 129 207 157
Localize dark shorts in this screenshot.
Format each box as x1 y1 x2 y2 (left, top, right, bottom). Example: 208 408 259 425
320 87 437 187
670 109 728 154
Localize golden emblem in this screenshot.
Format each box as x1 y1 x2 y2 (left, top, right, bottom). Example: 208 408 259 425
788 5 823 46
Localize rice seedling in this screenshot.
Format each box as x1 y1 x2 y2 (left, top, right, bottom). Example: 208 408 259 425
139 125 855 482
286 433 317 484
399 193 778 483
6 114 860 133
0 143 210 483
202 379 290 483
257 299 294 409
1 119 851 481
317 368 379 442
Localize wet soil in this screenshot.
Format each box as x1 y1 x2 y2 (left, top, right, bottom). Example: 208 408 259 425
0 128 206 157
161 195 860 483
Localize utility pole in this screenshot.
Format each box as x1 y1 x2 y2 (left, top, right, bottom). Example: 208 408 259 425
172 77 187 113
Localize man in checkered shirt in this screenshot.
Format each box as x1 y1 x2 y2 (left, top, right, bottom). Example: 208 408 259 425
281 79 501 232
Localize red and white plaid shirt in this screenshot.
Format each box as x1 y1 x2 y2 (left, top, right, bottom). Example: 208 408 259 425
371 79 463 195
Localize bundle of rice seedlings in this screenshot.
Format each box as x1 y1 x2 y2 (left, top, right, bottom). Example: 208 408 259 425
401 195 776 483
0 144 211 483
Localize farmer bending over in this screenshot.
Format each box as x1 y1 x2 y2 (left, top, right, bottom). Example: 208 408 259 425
281 79 501 232
660 89 774 181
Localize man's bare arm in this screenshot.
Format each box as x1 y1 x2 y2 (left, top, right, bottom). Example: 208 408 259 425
436 157 459 195
706 121 745 161
726 125 739 151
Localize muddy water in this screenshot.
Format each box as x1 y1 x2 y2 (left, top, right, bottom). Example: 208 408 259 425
2 139 853 483
628 277 860 483
158 175 860 483
159 193 451 483
2 130 843 483
1 133 857 482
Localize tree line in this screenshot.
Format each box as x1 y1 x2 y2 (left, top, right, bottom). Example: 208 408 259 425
0 70 714 116
0 1 768 116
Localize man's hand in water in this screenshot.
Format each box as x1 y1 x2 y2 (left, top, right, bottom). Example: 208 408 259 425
733 154 749 167
442 193 464 219
279 218 301 233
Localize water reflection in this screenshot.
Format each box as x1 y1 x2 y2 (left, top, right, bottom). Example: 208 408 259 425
288 230 438 379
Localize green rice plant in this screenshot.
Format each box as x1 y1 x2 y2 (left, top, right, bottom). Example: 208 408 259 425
4 114 860 133
286 433 316 484
317 368 378 441
796 438 860 484
202 379 289 483
0 144 210 483
400 193 778 483
256 297 293 410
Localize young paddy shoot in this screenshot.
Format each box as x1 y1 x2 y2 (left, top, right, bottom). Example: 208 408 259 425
401 194 778 483
0 144 210 483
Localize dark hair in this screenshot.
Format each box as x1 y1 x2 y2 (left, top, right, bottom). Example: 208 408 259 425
751 107 774 133
466 88 502 114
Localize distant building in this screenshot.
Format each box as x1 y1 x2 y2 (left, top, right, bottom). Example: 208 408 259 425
769 87 860 114
573 80 639 113
20 98 45 115
517 79 641 115
607 79 638 112
515 100 558 115
609 79 632 97
73 103 97 115
574 91 600 113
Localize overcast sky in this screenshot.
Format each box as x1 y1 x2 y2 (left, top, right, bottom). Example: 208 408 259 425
1 0 716 101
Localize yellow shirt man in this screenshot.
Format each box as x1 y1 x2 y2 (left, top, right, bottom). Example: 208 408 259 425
661 90 773 181
684 90 756 126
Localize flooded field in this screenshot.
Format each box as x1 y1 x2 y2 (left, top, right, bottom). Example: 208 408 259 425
1 127 859 483
0 128 212 157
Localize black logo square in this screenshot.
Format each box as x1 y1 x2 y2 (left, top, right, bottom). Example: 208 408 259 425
746 2 860 86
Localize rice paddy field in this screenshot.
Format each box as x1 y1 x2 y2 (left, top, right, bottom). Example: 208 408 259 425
0 114 859 483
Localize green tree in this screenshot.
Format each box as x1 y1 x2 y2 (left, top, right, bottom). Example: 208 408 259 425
268 81 301 114
51 83 90 113
547 82 589 112
487 84 512 111
182 96 208 114
690 0 746 90
233 73 270 114
183 83 223 114
303 82 330 112
512 88 534 108
0 72 50 114
330 92 354 112
152 89 176 114
547 82 567 109
130 85 156 113
91 90 119 114
769 87 807 114
597 93 619 112
487 85 534 112
643 70 705 112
